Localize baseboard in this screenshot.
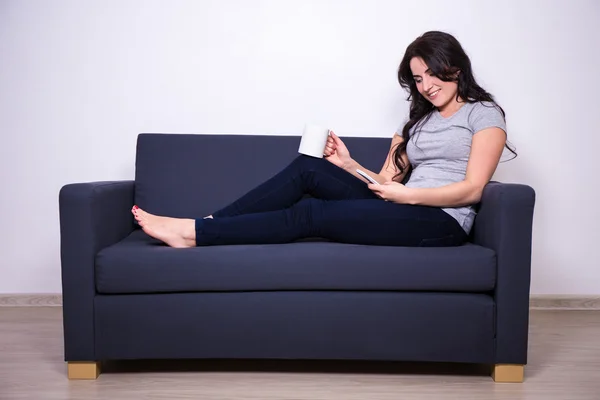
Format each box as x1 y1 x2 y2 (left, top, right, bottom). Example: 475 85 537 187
0 294 62 307
529 295 600 310
1 294 600 310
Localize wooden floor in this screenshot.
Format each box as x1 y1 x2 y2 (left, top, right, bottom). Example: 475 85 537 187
1 308 599 400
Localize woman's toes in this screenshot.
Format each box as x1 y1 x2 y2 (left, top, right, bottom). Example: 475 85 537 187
136 208 148 219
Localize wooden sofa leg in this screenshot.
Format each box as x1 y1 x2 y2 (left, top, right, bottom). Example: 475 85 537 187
67 362 101 379
492 364 524 382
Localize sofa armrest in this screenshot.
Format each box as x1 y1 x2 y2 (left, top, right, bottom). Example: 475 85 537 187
472 181 536 364
59 180 135 360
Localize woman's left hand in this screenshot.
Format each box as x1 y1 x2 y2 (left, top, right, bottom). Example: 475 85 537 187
368 181 412 203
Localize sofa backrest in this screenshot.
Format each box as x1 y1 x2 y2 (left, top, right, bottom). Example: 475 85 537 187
134 133 391 218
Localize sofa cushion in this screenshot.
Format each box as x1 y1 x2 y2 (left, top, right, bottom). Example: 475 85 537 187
95 230 496 294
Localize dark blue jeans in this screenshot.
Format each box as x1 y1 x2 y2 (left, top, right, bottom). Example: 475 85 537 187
195 155 467 247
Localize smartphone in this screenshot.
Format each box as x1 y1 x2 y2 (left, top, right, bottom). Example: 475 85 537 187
356 169 380 185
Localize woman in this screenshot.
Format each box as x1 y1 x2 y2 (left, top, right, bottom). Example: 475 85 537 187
132 31 514 248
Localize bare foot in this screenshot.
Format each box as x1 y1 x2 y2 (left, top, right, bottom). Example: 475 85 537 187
131 206 196 248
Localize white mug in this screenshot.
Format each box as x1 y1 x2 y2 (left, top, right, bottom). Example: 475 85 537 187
298 124 330 158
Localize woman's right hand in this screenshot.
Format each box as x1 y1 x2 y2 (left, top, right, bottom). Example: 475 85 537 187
323 131 352 169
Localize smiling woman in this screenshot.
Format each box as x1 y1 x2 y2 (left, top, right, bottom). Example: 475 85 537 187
393 30 517 177
131 30 516 249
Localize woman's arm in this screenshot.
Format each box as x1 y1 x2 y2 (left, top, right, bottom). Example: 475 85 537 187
370 127 506 206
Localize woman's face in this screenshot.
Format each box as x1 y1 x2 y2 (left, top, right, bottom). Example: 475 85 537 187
410 57 460 112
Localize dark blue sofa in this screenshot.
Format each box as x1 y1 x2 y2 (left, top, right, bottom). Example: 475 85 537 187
59 133 536 382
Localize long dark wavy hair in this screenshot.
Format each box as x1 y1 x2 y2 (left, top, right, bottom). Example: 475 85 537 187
392 31 516 180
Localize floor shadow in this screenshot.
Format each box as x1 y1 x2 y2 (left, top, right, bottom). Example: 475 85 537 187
101 358 491 378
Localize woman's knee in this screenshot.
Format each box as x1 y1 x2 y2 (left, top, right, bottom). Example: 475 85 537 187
292 154 331 172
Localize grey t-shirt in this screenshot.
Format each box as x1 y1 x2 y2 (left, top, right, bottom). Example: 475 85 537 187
396 101 507 234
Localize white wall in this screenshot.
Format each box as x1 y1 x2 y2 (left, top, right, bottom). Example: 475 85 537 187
1 0 599 295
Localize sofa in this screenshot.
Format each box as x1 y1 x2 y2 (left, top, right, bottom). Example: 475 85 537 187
59 133 536 382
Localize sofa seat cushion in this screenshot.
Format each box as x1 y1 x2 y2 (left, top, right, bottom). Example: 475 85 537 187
95 229 497 294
